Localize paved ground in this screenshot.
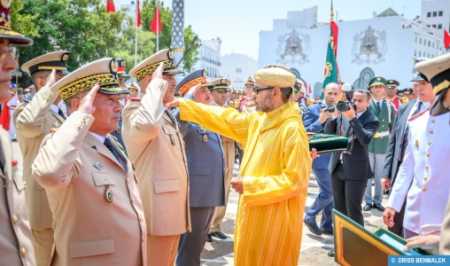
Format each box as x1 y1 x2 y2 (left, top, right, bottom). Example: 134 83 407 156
200 160 390 266
11 142 389 266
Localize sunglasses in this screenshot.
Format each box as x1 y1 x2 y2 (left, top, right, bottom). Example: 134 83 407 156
253 86 273 94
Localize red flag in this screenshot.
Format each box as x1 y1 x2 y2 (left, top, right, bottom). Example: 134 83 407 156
444 29 450 49
330 21 339 57
136 0 141 27
150 7 162 34
106 0 115 13
308 84 312 95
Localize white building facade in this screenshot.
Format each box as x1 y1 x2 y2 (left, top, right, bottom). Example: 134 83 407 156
258 3 447 97
193 38 222 80
220 53 258 88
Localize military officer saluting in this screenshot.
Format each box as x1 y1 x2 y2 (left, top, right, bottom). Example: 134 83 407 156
122 49 190 266
363 77 395 212
32 58 147 265
110 58 129 149
384 53 450 239
0 2 36 264
14 50 69 265
173 70 226 266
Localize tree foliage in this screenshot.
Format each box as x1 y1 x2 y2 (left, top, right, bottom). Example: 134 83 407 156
10 0 199 75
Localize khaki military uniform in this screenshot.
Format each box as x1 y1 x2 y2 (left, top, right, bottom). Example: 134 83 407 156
13 83 65 265
32 112 147 265
122 78 190 266
0 127 36 265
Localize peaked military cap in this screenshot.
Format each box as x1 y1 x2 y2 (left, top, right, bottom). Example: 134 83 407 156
255 64 296 88
416 53 450 96
211 78 231 91
129 49 183 81
369 77 387 87
176 69 207 96
116 59 130 78
21 51 70 76
0 1 33 46
53 58 129 100
245 77 254 86
386 79 399 88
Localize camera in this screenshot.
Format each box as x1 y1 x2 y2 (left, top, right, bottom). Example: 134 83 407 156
319 102 336 113
336 100 356 112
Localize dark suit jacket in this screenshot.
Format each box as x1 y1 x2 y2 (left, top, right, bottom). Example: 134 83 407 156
381 99 416 186
324 109 379 180
303 103 332 169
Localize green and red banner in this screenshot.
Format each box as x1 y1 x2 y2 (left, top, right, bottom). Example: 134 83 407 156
320 21 340 100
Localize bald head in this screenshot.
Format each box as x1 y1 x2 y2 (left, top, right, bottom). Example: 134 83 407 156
324 82 340 106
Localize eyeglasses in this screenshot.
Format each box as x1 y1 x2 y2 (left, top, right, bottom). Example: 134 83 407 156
253 86 273 94
0 46 16 61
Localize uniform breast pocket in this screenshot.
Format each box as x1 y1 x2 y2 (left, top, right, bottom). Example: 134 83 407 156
92 173 116 202
162 124 176 146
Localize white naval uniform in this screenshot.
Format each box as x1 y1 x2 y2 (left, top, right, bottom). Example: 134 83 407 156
387 110 450 235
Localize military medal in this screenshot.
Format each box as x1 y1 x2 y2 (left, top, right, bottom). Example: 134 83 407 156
104 185 113 203
199 126 208 143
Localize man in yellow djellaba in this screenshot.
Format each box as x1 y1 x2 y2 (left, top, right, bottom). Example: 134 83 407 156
169 65 312 265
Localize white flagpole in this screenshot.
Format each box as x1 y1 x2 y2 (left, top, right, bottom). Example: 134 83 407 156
134 1 138 65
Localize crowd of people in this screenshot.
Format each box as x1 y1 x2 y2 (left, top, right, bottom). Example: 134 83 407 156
1 2 450 266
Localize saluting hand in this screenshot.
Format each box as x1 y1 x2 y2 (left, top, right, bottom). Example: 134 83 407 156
187 83 201 96
47 69 57 89
78 84 99 115
152 62 164 80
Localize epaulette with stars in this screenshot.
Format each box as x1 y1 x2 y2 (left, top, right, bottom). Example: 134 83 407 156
408 109 428 122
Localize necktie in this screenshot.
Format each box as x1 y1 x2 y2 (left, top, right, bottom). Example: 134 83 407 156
104 137 128 171
164 109 177 126
377 101 381 112
412 102 423 116
58 108 67 120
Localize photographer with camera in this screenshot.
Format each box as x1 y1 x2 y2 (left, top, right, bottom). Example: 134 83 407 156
324 89 379 257
302 82 340 236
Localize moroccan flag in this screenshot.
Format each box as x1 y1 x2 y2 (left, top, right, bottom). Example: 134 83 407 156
106 0 115 13
137 0 141 27
308 84 312 95
150 7 162 34
444 29 450 49
320 22 340 100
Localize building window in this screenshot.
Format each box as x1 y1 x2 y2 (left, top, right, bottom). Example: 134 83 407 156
433 11 437 17
438 24 442 29
439 11 443 16
236 68 242 73
352 67 375 89
414 50 417 56
428 40 431 47
419 38 422 44
427 12 431 17
419 51 421 56
415 36 418 43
